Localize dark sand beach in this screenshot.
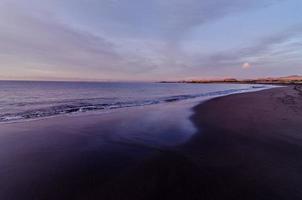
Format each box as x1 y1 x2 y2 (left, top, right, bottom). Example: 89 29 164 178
98 85 302 200
1 85 302 199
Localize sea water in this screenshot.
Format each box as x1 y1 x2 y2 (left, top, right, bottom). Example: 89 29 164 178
0 81 270 123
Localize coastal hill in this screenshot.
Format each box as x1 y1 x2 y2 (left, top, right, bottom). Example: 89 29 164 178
163 75 302 84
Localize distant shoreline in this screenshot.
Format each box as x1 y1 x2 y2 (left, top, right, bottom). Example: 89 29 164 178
160 75 302 85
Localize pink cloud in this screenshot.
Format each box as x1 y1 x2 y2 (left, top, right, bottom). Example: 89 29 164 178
242 62 251 69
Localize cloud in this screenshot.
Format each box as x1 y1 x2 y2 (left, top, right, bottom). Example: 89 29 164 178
190 26 302 69
0 3 162 80
242 62 251 69
0 7 116 67
0 0 300 81
40 0 282 40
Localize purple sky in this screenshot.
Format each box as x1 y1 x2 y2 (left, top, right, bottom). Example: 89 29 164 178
0 0 301 81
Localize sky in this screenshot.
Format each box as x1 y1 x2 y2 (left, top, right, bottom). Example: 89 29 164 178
0 0 301 81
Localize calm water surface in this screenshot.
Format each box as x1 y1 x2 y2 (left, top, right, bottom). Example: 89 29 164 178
0 81 267 122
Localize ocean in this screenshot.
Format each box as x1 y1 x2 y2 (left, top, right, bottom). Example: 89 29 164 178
0 81 269 123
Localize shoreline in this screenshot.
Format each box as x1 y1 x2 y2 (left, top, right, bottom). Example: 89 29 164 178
1 85 301 199
0 83 270 124
182 85 302 199
97 85 302 199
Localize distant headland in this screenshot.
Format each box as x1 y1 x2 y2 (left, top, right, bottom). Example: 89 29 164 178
161 75 302 85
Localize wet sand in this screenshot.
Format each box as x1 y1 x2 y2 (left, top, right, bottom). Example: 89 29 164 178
98 85 302 200
0 102 195 200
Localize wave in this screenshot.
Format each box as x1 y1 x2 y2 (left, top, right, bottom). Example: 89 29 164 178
0 87 264 122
